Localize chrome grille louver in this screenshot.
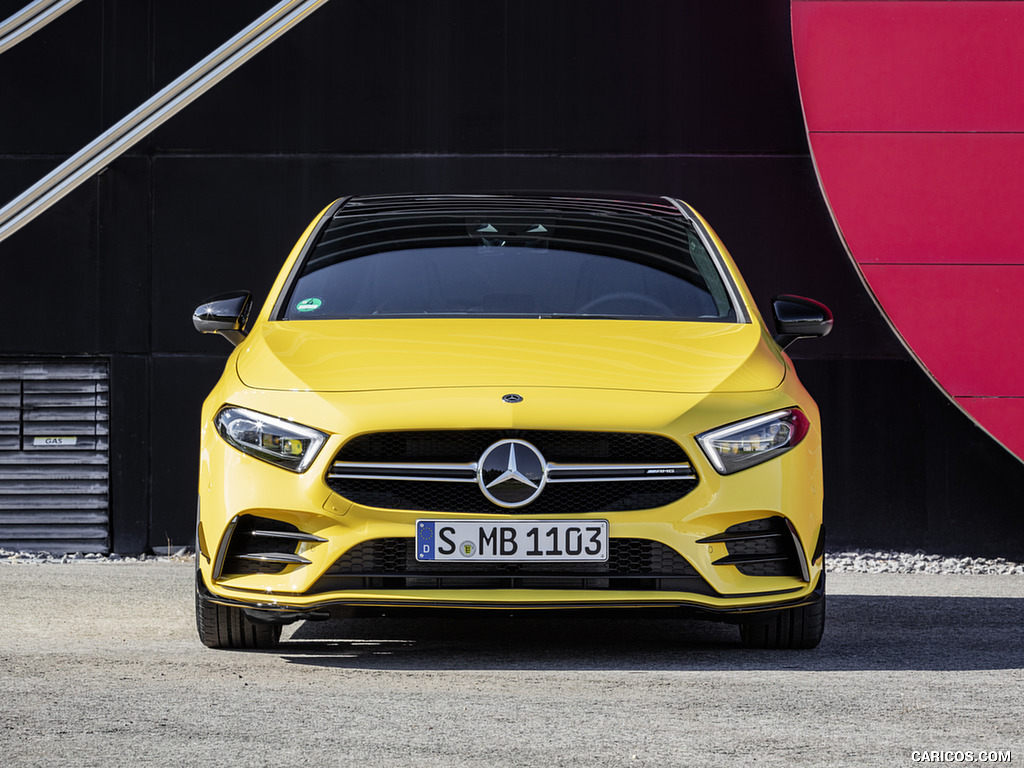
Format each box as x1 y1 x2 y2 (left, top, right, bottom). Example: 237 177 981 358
215 515 326 578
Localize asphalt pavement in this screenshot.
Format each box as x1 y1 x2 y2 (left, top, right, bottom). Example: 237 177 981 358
0 561 1020 767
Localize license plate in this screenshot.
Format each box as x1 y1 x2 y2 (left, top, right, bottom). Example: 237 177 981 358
416 519 609 562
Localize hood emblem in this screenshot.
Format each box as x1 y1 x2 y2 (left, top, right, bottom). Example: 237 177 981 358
477 439 547 508
502 393 524 403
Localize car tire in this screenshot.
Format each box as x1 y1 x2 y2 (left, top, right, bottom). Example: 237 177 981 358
195 589 282 650
738 574 825 649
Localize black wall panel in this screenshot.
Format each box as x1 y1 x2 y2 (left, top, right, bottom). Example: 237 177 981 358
109 352 150 553
152 1 806 155
148 353 225 551
0 0 1020 555
0 176 100 353
0 1 104 153
799 358 1024 558
97 157 151 354
99 0 155 126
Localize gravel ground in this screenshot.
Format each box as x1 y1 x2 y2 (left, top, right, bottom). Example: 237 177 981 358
0 548 193 565
0 561 1020 767
2 547 1022 575
827 550 1024 575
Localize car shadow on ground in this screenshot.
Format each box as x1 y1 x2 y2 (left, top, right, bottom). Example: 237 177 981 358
275 594 1024 672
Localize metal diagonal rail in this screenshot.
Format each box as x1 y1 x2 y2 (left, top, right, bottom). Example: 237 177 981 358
0 0 329 244
0 0 83 55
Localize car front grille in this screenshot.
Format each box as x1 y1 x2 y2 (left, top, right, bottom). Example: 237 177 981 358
326 430 699 514
309 537 712 594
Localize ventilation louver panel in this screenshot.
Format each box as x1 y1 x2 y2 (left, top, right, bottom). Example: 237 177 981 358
0 360 109 554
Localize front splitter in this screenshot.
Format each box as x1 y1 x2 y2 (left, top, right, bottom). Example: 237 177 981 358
197 571 822 626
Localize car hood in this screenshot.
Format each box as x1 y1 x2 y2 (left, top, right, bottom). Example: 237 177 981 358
234 318 786 394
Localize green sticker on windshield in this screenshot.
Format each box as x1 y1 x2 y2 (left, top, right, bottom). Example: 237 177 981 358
296 297 322 313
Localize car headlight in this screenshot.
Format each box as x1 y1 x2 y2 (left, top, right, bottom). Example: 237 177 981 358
214 406 327 473
697 409 810 475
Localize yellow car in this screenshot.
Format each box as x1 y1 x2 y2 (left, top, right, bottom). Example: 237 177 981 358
192 193 832 650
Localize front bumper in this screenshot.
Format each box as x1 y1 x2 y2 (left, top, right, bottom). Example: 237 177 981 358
197 568 825 625
197 384 824 621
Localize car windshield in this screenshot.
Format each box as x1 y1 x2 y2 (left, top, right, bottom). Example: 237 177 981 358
280 210 737 321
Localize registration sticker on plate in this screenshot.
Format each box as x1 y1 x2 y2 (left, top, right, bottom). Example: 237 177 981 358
416 520 609 562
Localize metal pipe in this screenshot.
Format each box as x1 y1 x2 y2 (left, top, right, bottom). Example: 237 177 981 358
0 0 83 56
0 0 329 243
0 0 61 38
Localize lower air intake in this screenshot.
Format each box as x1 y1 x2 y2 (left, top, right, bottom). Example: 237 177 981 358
309 537 712 594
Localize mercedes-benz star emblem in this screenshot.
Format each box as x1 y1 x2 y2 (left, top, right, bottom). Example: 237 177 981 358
502 393 524 403
477 439 547 508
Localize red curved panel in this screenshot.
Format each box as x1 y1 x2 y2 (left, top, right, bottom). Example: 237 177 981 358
794 2 1024 133
809 132 1024 265
956 399 1024 462
862 265 1024 398
793 0 1024 461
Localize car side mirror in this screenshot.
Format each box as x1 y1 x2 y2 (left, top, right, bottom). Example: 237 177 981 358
772 294 833 350
193 291 253 347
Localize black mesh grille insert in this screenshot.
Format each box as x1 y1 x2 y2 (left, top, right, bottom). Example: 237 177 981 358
721 517 801 578
310 537 710 593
